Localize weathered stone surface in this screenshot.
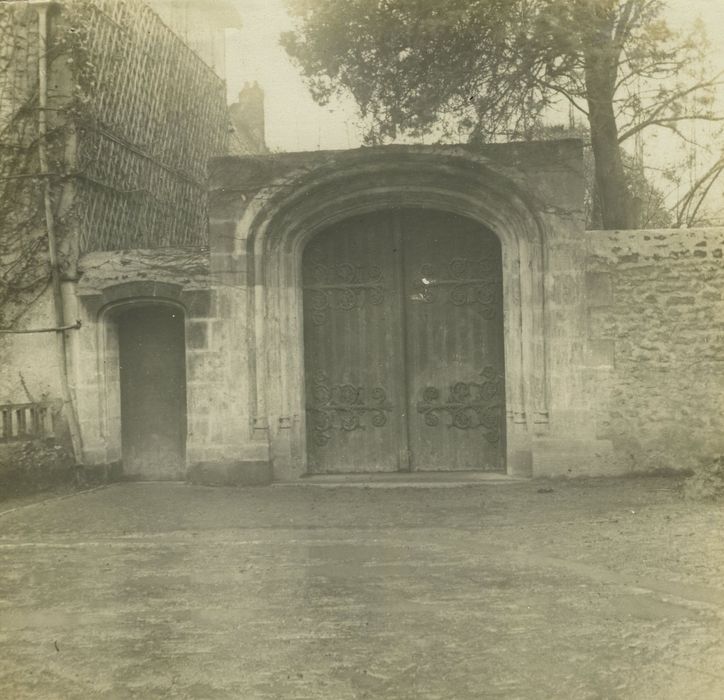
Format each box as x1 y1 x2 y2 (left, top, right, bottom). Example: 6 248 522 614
187 460 272 486
208 143 586 480
585 228 724 472
77 248 210 295
0 290 61 405
5 142 723 483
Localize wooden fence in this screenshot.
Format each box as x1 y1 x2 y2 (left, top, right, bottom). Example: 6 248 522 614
0 401 61 443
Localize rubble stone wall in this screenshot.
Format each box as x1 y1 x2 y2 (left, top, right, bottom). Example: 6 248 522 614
584 228 724 473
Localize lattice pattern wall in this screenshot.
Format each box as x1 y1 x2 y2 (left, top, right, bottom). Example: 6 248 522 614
70 0 228 251
0 6 49 328
0 6 39 123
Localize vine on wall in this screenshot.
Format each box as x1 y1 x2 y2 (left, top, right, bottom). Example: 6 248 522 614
0 5 48 327
0 0 228 327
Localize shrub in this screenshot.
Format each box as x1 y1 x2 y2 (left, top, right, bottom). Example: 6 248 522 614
0 439 75 499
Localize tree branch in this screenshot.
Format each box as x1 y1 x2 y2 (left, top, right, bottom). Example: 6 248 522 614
619 114 724 144
616 73 724 143
535 79 590 117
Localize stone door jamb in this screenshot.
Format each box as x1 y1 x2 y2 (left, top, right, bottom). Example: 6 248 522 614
239 151 549 478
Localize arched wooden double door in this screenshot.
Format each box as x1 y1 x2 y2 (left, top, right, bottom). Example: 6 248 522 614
302 209 505 474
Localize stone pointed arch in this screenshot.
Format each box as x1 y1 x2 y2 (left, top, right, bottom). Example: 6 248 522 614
209 144 577 479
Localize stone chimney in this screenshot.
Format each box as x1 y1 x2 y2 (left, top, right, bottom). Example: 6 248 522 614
228 81 267 154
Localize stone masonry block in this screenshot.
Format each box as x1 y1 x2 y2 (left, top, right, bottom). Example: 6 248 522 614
208 220 238 255
585 339 615 368
181 290 214 319
585 272 613 307
186 321 209 350
587 307 616 339
210 270 246 288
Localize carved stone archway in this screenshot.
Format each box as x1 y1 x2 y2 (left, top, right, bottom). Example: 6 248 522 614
236 148 551 479
73 267 212 470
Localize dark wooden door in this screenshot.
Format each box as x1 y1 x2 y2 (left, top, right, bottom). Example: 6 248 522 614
303 213 406 472
401 210 505 471
303 209 504 474
118 305 187 480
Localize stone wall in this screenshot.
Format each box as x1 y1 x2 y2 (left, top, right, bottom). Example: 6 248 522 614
206 145 723 481
71 249 211 467
208 142 593 481
0 290 61 406
6 138 723 482
584 228 724 473
64 245 271 481
0 0 227 420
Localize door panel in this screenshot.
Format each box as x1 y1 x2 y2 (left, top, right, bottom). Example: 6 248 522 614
118 306 187 480
303 213 406 473
302 209 505 474
401 210 505 471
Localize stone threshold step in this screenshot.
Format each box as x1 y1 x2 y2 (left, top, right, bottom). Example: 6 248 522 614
279 471 527 488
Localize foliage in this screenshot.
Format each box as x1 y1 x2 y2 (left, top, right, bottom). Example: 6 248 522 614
0 439 75 500
1 0 227 328
665 149 724 228
0 6 49 327
0 1 98 327
625 156 673 228
282 0 722 229
525 120 671 227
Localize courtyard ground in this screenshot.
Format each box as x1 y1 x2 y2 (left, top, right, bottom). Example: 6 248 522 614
1 476 723 699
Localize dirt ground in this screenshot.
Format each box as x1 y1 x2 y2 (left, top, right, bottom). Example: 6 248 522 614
1 476 723 699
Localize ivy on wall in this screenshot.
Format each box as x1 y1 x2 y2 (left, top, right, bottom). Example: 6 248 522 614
0 0 228 327
0 5 49 327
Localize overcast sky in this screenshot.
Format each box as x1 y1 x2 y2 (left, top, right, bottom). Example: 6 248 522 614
225 0 724 154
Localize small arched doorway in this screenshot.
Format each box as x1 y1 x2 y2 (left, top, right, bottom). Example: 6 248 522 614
116 304 187 480
302 208 505 473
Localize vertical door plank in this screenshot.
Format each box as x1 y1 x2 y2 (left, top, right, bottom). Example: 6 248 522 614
401 210 506 471
302 212 404 473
